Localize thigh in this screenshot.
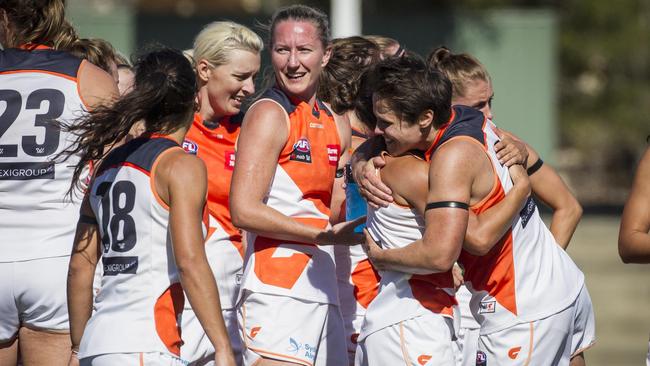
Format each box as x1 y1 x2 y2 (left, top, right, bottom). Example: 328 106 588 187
0 262 20 342
478 308 574 366
239 292 329 366
18 327 71 366
16 256 70 332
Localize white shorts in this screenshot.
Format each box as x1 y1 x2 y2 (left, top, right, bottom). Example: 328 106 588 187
477 285 595 365
238 291 347 366
453 326 480 366
343 314 364 366
80 352 187 366
180 307 242 366
0 256 70 341
355 313 455 366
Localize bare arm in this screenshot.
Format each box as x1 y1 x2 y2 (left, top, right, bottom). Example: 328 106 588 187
230 101 362 245
464 164 531 255
527 148 582 248
67 197 100 356
367 140 483 272
619 146 650 263
161 152 235 365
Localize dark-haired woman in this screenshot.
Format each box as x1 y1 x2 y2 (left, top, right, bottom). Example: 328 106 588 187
66 48 235 366
230 5 358 366
0 1 116 365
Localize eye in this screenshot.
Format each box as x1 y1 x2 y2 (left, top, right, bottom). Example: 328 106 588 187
275 47 289 54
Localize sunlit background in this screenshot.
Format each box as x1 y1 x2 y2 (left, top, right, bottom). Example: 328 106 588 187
66 1 650 364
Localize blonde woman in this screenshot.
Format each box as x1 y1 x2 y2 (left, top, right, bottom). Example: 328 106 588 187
179 21 263 366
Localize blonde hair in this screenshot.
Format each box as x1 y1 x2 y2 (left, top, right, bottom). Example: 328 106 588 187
427 46 490 99
192 21 263 68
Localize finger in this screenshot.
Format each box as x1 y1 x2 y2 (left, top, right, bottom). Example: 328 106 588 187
366 171 393 197
349 215 367 228
362 180 393 206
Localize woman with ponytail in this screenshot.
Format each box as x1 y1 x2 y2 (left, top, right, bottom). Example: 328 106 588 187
66 48 235 366
0 1 116 365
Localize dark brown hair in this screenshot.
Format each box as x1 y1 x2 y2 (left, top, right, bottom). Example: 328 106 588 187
63 47 197 193
67 38 117 75
318 36 380 115
0 0 71 48
427 46 490 100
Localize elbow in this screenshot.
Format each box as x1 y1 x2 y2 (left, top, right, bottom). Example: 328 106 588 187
567 199 583 222
463 235 493 256
424 253 456 273
618 241 637 264
229 198 254 231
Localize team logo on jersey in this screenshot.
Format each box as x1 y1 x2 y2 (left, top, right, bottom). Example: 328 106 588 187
476 351 487 366
417 355 432 365
519 196 537 228
224 150 236 170
327 144 340 166
287 337 302 354
508 346 522 359
250 326 261 339
182 139 199 155
290 138 312 163
103 256 138 275
478 300 496 314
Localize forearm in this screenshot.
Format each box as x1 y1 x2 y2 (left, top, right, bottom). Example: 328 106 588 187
465 182 529 255
178 255 233 352
618 231 650 263
67 257 95 350
548 203 582 249
376 239 451 273
232 201 334 245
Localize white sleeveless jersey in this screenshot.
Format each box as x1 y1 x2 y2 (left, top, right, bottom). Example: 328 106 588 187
429 106 585 335
360 202 457 341
241 88 341 304
0 47 86 261
80 137 186 358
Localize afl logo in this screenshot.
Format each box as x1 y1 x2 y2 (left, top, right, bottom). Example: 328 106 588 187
182 139 198 155
294 138 311 153
290 138 312 163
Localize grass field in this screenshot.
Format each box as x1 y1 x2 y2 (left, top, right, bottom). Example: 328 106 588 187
562 215 649 365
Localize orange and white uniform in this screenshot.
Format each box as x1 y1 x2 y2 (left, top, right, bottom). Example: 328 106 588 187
0 45 86 341
81 137 186 364
355 178 457 366
180 113 244 364
426 106 594 365
336 128 381 364
238 87 347 366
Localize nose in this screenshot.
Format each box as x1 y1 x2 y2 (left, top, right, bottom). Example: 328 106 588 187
288 49 299 69
242 78 255 96
373 125 384 136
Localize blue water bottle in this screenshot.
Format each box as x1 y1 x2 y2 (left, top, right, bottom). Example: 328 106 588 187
345 163 367 233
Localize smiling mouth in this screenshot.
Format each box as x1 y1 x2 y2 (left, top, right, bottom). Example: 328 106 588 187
286 73 306 80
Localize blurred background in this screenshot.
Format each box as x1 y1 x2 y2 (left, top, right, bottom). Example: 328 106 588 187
65 0 650 364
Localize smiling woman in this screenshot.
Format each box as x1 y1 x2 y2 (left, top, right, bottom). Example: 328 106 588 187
177 20 263 365
229 5 358 366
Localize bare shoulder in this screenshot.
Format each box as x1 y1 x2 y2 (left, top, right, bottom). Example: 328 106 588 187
244 98 289 126
382 153 429 205
432 138 488 173
78 60 118 110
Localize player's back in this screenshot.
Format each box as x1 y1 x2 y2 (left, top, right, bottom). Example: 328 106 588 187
81 136 185 358
0 46 85 261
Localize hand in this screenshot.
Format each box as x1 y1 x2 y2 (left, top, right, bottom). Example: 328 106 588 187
68 352 80 366
354 156 393 208
318 216 366 245
452 263 464 291
362 229 387 270
214 348 237 366
494 129 528 167
508 164 531 197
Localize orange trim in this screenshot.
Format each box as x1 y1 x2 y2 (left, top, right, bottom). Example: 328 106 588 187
247 346 314 366
523 322 534 366
399 322 411 366
0 69 77 82
424 108 456 161
18 44 51 50
149 147 183 211
139 352 144 366
76 60 90 110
